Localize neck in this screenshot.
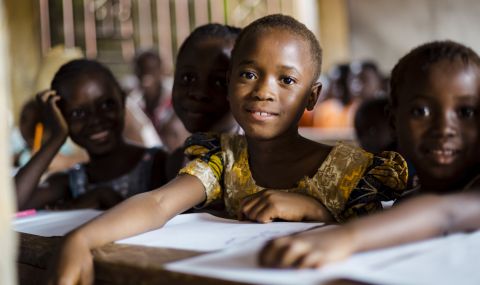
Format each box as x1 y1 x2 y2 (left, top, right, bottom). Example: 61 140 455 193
246 130 304 165
210 113 238 134
87 140 131 167
419 175 470 194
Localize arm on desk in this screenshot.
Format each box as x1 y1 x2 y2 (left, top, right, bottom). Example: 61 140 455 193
49 174 206 285
259 192 480 268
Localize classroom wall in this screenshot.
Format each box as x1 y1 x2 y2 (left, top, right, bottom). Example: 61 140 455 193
0 0 18 284
348 0 480 74
4 0 42 123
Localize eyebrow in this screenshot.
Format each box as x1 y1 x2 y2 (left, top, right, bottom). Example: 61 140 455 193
238 60 301 74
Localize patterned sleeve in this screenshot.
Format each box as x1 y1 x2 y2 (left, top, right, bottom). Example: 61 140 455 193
178 132 224 207
340 151 408 222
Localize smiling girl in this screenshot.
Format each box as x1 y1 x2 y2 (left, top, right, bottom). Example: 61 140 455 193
15 60 168 211
49 15 407 285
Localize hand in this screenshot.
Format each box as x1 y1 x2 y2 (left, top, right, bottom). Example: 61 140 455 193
37 90 68 144
48 233 94 285
239 190 334 223
259 225 356 268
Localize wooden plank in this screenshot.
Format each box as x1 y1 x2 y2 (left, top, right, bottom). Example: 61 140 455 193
39 0 51 55
194 0 209 26
83 0 97 58
18 233 253 285
138 0 154 48
62 0 75 48
156 0 173 68
210 0 225 24
174 0 191 50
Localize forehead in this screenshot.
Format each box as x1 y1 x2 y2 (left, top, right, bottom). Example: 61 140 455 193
234 28 313 70
62 74 119 106
176 38 233 70
398 59 480 103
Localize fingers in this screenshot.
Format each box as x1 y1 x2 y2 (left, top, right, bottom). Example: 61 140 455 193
241 194 277 223
37 90 57 103
259 237 312 268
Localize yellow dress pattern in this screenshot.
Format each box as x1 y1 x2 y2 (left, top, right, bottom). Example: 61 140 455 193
179 133 407 222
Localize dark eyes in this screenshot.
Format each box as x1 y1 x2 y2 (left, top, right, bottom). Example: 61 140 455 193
410 106 430 117
213 77 227 88
180 73 196 84
100 99 116 111
410 106 477 119
69 109 86 120
457 106 477 119
240 71 257 80
239 72 296 85
281 76 296 85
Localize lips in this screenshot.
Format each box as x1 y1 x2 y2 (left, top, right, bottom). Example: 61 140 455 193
423 146 460 165
89 130 110 142
245 107 279 121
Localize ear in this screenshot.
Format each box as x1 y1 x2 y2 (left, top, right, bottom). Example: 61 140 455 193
306 82 322 111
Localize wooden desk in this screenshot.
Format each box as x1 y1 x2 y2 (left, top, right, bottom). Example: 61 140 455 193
18 233 252 285
18 233 363 285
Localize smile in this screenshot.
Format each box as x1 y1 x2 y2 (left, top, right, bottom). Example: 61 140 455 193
89 130 109 141
425 147 460 165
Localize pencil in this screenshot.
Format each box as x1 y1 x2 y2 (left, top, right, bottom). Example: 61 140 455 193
32 122 43 153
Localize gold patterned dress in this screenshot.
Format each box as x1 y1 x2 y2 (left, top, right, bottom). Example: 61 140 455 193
180 133 408 222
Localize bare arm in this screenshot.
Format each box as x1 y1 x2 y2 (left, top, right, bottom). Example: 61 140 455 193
260 192 480 268
15 91 68 210
350 192 480 252
50 174 205 285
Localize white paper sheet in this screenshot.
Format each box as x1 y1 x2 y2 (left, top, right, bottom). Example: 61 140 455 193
117 213 323 251
13 210 322 252
166 230 480 285
12 209 102 236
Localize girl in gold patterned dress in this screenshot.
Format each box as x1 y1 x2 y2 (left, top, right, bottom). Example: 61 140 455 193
259 40 480 269
50 15 408 284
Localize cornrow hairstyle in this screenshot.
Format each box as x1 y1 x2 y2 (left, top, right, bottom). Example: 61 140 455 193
231 14 322 81
176 23 242 61
389 40 480 108
51 59 126 104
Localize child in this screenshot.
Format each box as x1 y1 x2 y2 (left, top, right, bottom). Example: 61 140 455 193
165 23 243 179
15 59 168 211
12 98 87 172
354 97 396 153
49 15 407 284
259 40 480 268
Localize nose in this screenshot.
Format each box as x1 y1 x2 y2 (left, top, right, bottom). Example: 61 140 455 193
253 77 275 101
187 80 210 102
430 110 457 138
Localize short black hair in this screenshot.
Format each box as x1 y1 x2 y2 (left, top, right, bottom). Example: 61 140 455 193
389 40 480 108
231 14 322 81
134 49 163 71
176 23 241 62
51 59 126 101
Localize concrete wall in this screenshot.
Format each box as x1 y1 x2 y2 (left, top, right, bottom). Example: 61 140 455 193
348 0 480 74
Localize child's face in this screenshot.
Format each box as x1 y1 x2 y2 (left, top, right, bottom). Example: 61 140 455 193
172 38 233 133
393 59 480 187
61 75 125 156
228 29 319 140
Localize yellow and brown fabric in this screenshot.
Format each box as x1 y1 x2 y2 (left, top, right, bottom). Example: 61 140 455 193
179 133 408 222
